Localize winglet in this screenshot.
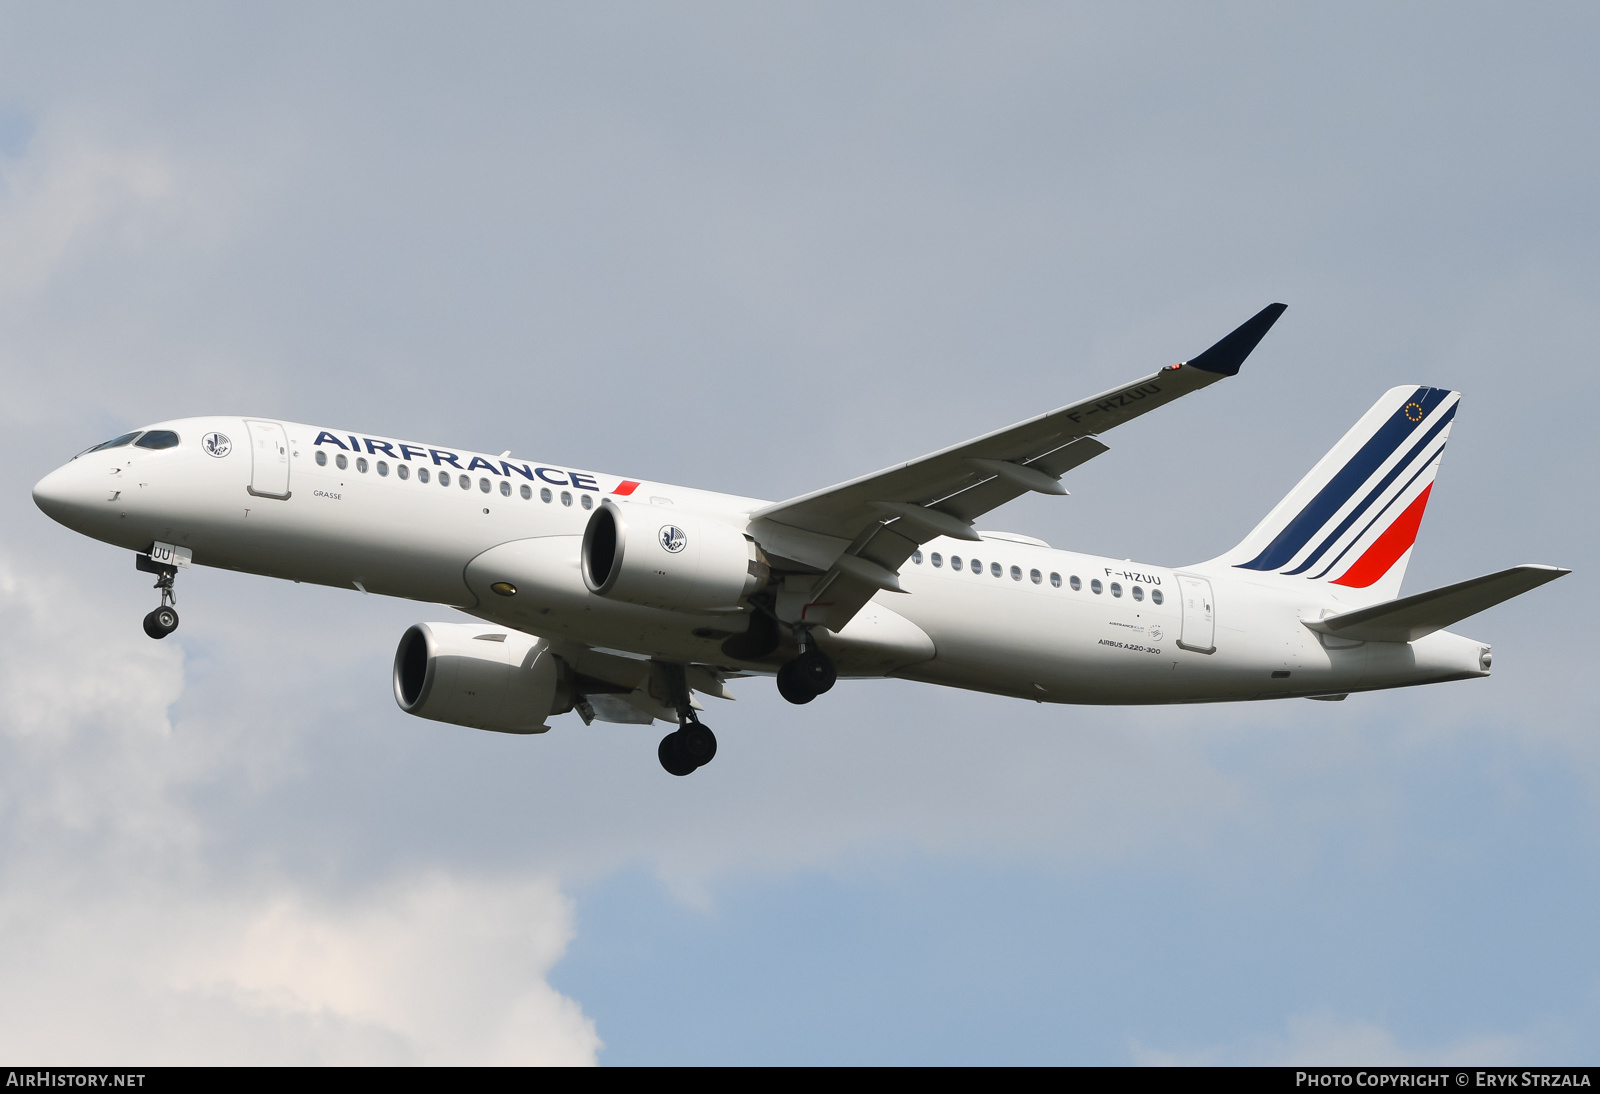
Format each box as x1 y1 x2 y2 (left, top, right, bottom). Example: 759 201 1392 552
1185 302 1288 376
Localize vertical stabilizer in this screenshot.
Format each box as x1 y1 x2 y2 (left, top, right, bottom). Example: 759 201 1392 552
1212 385 1459 605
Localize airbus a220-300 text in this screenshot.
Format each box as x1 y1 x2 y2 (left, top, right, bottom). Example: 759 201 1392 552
33 305 1569 775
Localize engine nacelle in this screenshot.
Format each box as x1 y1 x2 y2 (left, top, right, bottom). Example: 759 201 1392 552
581 498 768 612
393 622 572 734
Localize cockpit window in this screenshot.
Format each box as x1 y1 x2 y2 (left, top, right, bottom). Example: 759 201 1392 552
85 431 142 454
133 430 180 450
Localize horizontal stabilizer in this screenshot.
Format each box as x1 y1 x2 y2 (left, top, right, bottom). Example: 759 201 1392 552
1305 564 1570 643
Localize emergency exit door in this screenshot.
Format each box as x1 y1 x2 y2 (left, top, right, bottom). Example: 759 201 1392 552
1176 574 1215 653
245 419 291 499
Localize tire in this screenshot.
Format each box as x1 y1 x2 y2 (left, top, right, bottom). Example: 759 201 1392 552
658 732 699 777
143 607 179 640
677 723 717 766
776 660 816 705
796 649 836 694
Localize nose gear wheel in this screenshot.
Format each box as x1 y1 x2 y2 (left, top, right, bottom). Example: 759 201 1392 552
143 606 179 639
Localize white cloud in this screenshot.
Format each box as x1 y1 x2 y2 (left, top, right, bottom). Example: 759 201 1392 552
0 872 597 1065
0 552 599 1064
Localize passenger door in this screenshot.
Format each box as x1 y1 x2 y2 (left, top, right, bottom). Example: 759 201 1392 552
1176 574 1215 653
245 419 291 499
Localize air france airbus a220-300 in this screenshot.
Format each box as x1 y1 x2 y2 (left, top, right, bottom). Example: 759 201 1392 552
32 305 1570 775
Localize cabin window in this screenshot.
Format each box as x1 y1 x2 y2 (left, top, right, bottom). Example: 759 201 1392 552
1132 585 1143 601
581 493 593 510
561 491 572 506
931 552 943 568
520 483 531 500
418 467 430 483
1052 572 1063 588
912 550 923 564
378 460 390 477
1030 569 1042 584
1151 589 1163 605
397 464 409 480
357 457 369 473
315 450 327 467
989 562 1001 577
438 471 450 486
460 475 471 490
970 558 982 574
1110 582 1122 598
478 477 490 493
540 487 552 503
1070 575 1081 591
1091 579 1103 594
950 555 962 570
134 431 180 450
335 453 348 470
1010 565 1022 581
499 480 511 496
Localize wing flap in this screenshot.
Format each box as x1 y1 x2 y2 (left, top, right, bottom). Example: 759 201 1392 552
1305 564 1570 643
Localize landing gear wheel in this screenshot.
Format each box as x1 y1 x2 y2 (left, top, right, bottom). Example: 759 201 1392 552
795 649 836 694
776 660 816 705
658 732 698 776
677 722 717 766
142 606 179 640
658 723 718 776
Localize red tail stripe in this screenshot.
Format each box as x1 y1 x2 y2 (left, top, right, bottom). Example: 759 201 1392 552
1331 484 1432 589
613 480 640 496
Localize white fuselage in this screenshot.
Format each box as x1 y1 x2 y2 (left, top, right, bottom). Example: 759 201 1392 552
32 416 1491 707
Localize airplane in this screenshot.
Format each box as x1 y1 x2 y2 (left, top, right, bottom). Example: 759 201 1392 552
31 304 1569 776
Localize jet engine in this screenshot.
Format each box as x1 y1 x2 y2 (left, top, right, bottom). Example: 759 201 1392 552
581 499 769 612
393 622 572 734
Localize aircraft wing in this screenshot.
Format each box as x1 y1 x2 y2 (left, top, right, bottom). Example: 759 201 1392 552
749 303 1288 632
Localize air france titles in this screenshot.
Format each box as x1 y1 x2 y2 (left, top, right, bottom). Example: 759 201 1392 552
312 433 600 491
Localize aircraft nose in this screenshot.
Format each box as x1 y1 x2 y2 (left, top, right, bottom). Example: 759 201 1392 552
33 461 103 529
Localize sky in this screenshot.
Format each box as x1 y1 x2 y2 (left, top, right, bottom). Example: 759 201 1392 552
0 2 1595 1065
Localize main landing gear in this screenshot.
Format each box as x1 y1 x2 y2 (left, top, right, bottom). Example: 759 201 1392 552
135 553 180 640
656 662 718 777
658 720 717 777
776 639 836 705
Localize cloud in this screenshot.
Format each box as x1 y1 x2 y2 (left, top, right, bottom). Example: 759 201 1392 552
0 553 599 1064
0 870 598 1065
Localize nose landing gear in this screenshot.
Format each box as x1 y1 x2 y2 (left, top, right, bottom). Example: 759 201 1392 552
135 553 180 639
